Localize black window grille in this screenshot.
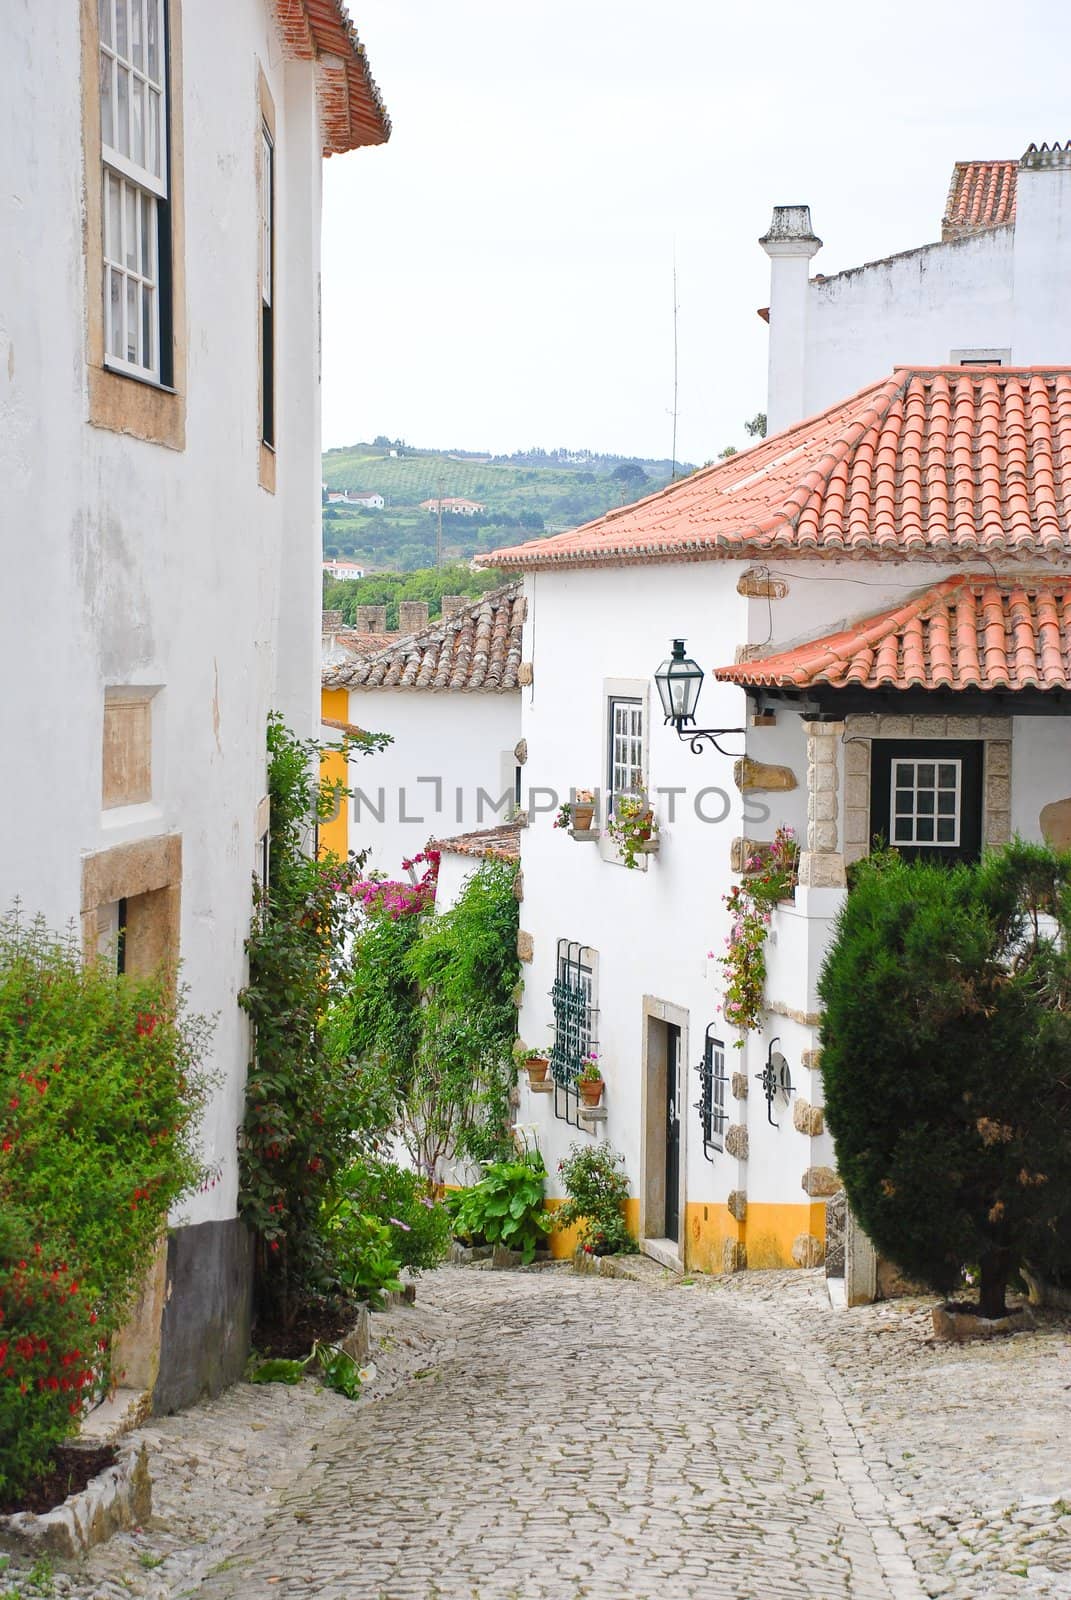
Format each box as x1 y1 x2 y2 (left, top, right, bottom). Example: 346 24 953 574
550 939 597 1128
694 1024 728 1161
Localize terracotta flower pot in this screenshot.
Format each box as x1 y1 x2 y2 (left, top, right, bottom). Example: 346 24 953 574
578 1077 604 1107
525 1055 549 1084
572 802 596 831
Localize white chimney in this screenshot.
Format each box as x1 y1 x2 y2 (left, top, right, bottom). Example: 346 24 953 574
760 205 822 434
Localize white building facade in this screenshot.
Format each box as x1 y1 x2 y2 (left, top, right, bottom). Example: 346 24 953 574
0 0 388 1409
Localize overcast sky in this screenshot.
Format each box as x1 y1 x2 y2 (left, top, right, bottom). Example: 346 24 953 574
321 1 1071 466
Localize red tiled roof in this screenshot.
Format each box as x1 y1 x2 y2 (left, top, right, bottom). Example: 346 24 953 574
941 160 1017 240
322 585 525 691
484 368 1071 571
714 575 1071 694
270 0 390 154
428 823 521 863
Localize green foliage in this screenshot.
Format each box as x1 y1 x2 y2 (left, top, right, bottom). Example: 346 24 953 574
720 827 799 1041
336 857 520 1178
447 1150 552 1263
238 715 389 1324
322 1207 403 1308
324 565 507 629
607 794 659 870
0 911 210 1498
330 1156 451 1272
744 412 767 439
556 1143 637 1256
248 1341 366 1400
819 840 1071 1318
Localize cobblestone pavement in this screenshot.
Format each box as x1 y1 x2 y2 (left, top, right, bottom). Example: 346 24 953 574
6 1264 1070 1600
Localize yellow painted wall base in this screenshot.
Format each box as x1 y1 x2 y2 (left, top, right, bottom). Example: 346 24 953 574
684 1203 741 1275
744 1202 827 1269
319 688 350 860
543 1197 642 1260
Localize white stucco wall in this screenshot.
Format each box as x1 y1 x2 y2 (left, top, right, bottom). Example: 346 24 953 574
339 689 521 875
0 2 326 1230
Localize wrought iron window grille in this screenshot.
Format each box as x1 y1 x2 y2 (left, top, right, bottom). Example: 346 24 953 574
550 939 598 1130
694 1023 728 1162
756 1036 795 1127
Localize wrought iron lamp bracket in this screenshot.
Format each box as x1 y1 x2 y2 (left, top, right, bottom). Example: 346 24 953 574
677 724 747 757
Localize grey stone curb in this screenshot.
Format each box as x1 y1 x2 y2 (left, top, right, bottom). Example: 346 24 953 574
0 1439 151 1560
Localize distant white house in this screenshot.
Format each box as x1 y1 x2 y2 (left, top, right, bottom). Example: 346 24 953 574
325 490 384 509
321 586 525 875
420 496 486 515
323 558 366 581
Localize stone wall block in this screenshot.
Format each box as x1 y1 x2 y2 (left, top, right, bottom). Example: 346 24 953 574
730 1071 748 1100
725 1123 749 1161
730 836 772 873
801 1048 822 1072
802 1164 841 1198
723 1239 747 1274
843 740 870 776
516 929 534 963
737 569 789 598
986 741 1012 777
878 716 912 738
793 1099 825 1136
791 1233 825 1268
734 758 797 793
727 1189 748 1222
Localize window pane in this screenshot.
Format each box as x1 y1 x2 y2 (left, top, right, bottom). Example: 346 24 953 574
142 284 154 372
916 817 934 842
115 0 128 58
116 65 130 157
893 761 912 787
937 818 956 842
140 191 154 277
894 789 913 815
917 763 935 787
99 0 113 48
916 790 935 816
124 181 137 270
130 0 144 70
109 268 123 357
892 817 911 844
107 170 121 259
100 52 114 146
938 765 958 788
131 75 145 168
126 276 138 362
148 88 160 178
937 791 957 815
147 0 159 79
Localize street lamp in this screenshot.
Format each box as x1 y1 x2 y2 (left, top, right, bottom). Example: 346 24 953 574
654 638 745 756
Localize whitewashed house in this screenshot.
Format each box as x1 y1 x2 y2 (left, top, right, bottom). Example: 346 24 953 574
320 587 525 873
323 556 367 580
0 0 388 1409
485 143 1071 1278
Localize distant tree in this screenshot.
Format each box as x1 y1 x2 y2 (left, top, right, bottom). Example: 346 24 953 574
373 434 390 448
744 412 768 439
609 460 648 486
718 445 738 460
518 511 544 531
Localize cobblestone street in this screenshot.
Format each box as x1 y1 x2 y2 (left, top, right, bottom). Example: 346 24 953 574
16 1264 1071 1600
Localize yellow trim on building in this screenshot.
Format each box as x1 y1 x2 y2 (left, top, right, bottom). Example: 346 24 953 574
319 687 350 859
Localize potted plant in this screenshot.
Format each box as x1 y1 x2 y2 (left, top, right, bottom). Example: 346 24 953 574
513 1038 549 1085
577 1051 604 1107
571 789 596 831
607 793 659 869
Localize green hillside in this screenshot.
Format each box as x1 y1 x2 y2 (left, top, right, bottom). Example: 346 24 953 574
321 440 692 573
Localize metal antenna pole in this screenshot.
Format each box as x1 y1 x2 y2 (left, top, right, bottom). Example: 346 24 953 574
670 252 680 480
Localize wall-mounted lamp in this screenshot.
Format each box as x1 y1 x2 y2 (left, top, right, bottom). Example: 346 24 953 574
654 638 745 756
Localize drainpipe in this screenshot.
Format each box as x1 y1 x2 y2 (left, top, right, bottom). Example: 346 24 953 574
760 205 822 434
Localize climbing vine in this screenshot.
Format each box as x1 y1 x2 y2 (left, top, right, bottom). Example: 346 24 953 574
718 826 799 1043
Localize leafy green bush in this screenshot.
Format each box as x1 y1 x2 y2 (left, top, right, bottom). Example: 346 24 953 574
556 1143 637 1256
820 841 1071 1318
447 1151 552 1263
321 1207 403 1308
238 714 388 1325
0 910 210 1498
330 1156 451 1272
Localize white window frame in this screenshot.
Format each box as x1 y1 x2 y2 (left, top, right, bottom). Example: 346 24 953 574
99 0 169 382
608 695 645 809
889 757 962 849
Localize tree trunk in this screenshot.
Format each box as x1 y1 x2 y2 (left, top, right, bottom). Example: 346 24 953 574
978 1252 1009 1319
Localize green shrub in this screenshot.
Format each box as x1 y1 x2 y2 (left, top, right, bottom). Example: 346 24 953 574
330 1155 451 1271
0 911 210 1498
819 841 1071 1318
556 1143 637 1256
447 1150 552 1263
321 1207 403 1308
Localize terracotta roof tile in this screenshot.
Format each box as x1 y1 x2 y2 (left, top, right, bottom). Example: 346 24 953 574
484 368 1071 571
428 823 521 863
269 0 390 153
713 575 1071 694
941 160 1017 240
323 585 525 691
